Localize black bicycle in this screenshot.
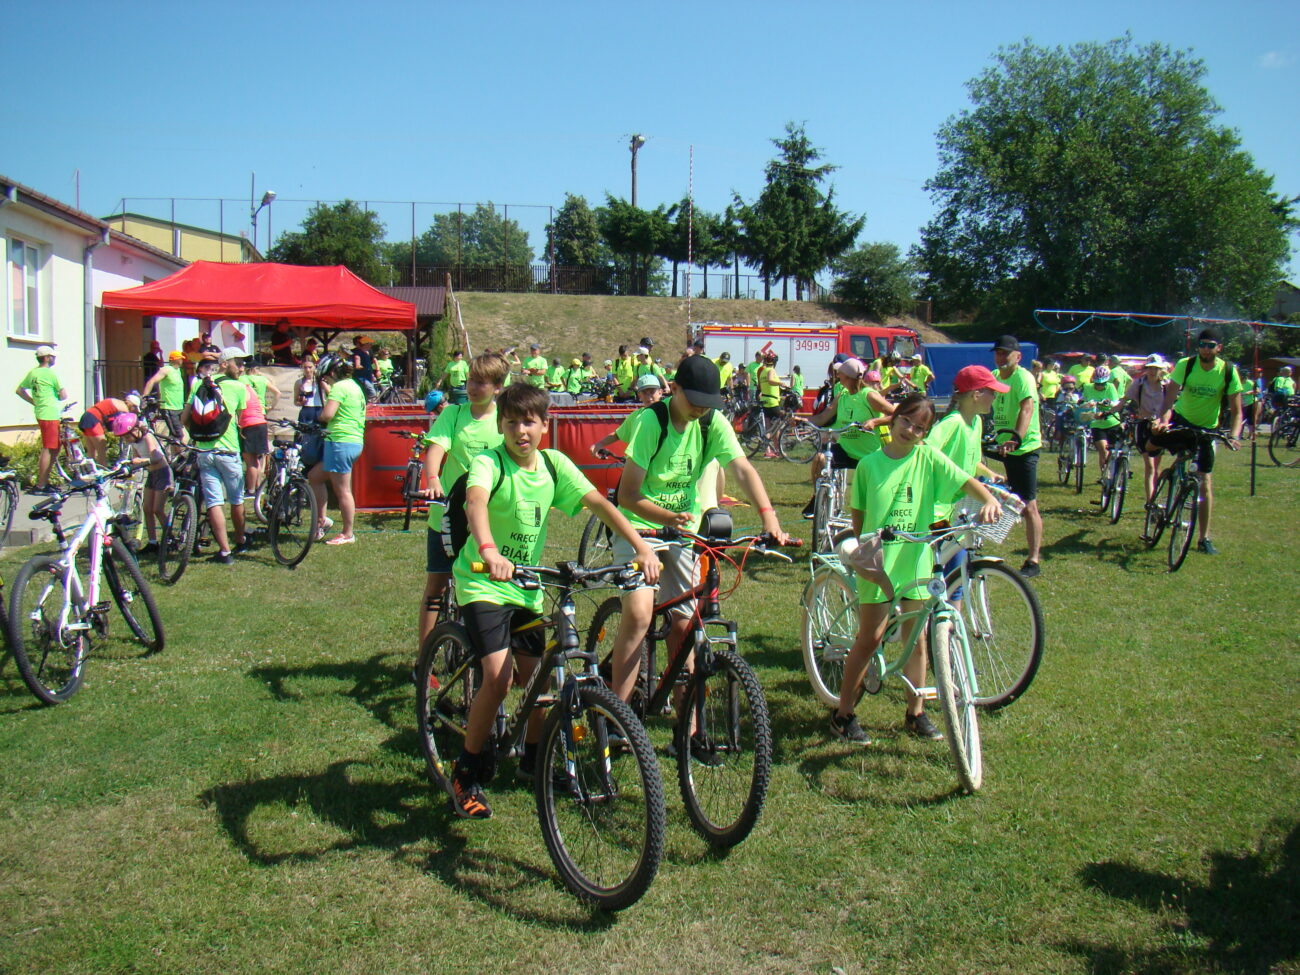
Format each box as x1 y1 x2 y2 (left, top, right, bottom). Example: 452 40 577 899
1141 427 1236 571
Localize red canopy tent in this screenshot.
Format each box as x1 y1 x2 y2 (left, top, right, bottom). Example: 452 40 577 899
102 260 417 330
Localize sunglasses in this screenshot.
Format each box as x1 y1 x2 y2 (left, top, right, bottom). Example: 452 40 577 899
1198 340 1219 349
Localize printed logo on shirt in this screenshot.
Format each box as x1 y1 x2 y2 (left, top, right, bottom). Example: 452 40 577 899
516 500 543 528
667 454 695 477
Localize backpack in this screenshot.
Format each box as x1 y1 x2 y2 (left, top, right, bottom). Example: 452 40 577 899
441 447 559 560
186 375 232 440
612 400 713 503
1174 355 1233 428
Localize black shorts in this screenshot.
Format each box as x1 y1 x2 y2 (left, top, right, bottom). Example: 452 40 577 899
1134 420 1161 455
1146 417 1216 473
145 465 173 492
829 442 857 470
239 423 269 456
1000 450 1039 502
1091 426 1122 446
460 601 545 660
161 409 184 438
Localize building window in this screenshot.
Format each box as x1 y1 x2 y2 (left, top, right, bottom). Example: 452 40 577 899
8 237 43 338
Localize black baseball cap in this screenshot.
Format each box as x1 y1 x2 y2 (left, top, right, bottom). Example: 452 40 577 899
640 335 655 348
992 335 1021 353
673 354 724 409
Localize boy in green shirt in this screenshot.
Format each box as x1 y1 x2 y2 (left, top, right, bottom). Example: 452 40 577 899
416 351 510 654
441 350 470 404
141 349 189 439
991 335 1044 578
1080 366 1124 478
447 384 660 820
522 344 548 388
15 345 67 493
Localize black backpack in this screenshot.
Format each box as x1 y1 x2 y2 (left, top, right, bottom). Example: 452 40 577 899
1174 355 1233 428
441 447 559 560
186 375 232 440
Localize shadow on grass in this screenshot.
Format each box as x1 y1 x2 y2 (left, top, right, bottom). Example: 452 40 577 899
250 653 410 739
1063 818 1300 974
199 758 617 931
1041 523 1161 574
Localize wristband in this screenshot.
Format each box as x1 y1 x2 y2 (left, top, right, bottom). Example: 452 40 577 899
758 506 775 515
479 543 497 553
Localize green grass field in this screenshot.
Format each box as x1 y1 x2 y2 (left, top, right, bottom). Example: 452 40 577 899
1 446 1296 974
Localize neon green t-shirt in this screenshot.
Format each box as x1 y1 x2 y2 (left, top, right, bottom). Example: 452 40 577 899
186 376 247 453
1082 382 1122 429
156 364 185 411
716 360 735 388
452 448 595 613
523 355 548 388
614 356 635 392
1067 363 1094 386
1038 369 1061 401
992 366 1042 455
444 360 469 388
19 366 63 421
910 363 933 389
423 402 503 527
791 373 805 398
835 387 882 460
850 444 970 604
1109 365 1130 388
325 378 367 444
1170 356 1243 429
620 399 744 532
1270 376 1295 396
376 358 394 383
745 361 762 386
927 411 982 519
546 365 565 389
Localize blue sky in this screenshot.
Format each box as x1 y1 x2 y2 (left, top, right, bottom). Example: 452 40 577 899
5 0 1298 282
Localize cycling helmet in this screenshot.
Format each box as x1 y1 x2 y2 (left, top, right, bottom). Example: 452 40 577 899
424 390 444 413
864 369 883 384
1092 366 1111 384
109 412 139 436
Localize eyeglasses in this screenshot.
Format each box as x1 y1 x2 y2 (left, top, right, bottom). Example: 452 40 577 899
1198 341 1219 349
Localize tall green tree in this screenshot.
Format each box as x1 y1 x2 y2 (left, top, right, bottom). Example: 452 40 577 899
387 203 533 267
734 122 864 300
542 194 614 293
659 200 727 298
269 200 386 282
597 196 672 296
831 242 919 319
915 36 1295 322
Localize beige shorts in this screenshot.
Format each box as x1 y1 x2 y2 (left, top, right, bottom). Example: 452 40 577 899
612 535 700 617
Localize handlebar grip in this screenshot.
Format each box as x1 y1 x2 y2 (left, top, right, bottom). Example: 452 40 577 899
470 561 486 573
785 537 804 548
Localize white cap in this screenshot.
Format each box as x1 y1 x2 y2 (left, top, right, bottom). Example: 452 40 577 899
636 346 650 356
35 344 56 357
219 346 245 362
1143 353 1169 369
911 353 922 361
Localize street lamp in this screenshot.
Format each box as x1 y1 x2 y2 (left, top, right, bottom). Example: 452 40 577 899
251 189 276 257
629 134 646 207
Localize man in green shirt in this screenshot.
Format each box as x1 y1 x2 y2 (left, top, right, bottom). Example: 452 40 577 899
15 344 67 493
522 344 548 388
907 353 933 394
442 350 470 404
142 349 189 439
182 350 249 564
1147 328 1242 555
1270 366 1295 409
614 345 636 399
714 352 735 391
991 335 1044 578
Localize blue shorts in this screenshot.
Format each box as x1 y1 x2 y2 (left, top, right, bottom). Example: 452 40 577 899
323 440 363 474
426 527 453 574
943 546 969 601
197 451 244 509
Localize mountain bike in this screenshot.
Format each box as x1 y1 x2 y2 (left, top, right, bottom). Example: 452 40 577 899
415 560 665 911
391 430 427 531
1141 427 1237 572
0 455 19 550
7 464 165 705
374 379 413 405
1267 395 1300 468
53 403 98 487
803 483 1041 717
575 451 624 574
254 418 319 522
586 522 799 848
1092 412 1132 524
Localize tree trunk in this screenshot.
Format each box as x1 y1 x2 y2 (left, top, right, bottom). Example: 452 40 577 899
764 275 771 301
782 276 788 301
702 263 708 299
671 260 679 298
734 252 740 299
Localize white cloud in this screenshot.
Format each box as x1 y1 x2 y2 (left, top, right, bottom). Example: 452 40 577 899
1257 51 1295 70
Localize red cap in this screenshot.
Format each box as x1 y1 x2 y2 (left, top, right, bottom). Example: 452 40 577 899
954 364 1010 394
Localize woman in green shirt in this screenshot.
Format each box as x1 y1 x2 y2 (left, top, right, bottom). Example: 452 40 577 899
309 358 368 545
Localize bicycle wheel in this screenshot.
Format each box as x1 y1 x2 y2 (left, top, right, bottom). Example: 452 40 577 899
268 477 318 567
1056 450 1071 486
931 619 982 793
536 683 665 911
811 483 835 553
1143 470 1175 548
778 423 817 463
400 462 420 532
414 622 477 790
1098 458 1114 511
744 415 769 459
103 538 164 653
1074 441 1085 494
576 514 615 572
801 564 856 707
948 559 1043 710
1268 421 1300 468
0 478 18 550
1108 454 1129 524
158 492 198 585
676 647 773 848
7 555 88 705
1167 483 1198 572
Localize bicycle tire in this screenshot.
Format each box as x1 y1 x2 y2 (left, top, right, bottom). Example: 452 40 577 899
1056 451 1071 486
1143 470 1175 548
401 462 420 532
931 619 982 793
103 538 164 653
0 478 18 550
676 647 773 848
1108 454 1128 524
158 492 198 585
801 564 856 707
7 554 88 705
811 483 834 553
947 559 1043 710
268 477 318 567
778 422 817 463
1268 422 1300 468
1167 483 1198 572
414 621 477 790
1098 457 1114 510
536 683 665 911
576 514 616 572
1074 440 1085 494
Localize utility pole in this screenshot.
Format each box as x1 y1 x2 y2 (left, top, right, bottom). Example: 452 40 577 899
629 134 646 207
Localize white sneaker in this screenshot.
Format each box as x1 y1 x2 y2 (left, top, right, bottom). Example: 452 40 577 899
315 516 334 541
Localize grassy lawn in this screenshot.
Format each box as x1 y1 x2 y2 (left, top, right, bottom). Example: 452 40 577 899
1 446 1296 974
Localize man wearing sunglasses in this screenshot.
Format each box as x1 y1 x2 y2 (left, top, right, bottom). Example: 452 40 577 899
1147 329 1242 555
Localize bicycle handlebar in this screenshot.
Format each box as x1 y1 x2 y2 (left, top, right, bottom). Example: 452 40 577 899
27 462 135 518
468 559 645 590
637 526 803 553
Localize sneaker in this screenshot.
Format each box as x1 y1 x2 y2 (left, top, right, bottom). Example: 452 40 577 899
26 485 53 496
233 537 253 555
1019 560 1041 579
1196 538 1219 555
212 551 234 565
325 534 355 546
829 710 871 745
801 497 816 520
905 712 945 741
450 776 492 820
139 540 159 555
314 516 334 541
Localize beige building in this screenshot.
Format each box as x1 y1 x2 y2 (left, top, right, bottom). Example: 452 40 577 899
103 212 261 265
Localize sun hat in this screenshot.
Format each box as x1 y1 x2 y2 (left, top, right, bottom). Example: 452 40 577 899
636 373 663 391
636 346 650 356
954 364 1010 394
219 347 245 363
570 358 582 367
836 358 866 379
672 354 724 409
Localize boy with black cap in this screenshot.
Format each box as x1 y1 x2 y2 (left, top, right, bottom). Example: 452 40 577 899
991 335 1044 577
606 355 790 711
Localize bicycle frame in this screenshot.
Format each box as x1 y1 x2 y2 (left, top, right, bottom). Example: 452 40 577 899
40 484 122 639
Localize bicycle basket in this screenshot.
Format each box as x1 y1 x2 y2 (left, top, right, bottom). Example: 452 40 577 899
953 498 1022 544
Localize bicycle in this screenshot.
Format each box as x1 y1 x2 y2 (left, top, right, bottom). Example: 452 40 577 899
391 430 427 531
803 483 1042 717
415 559 665 911
7 464 165 705
1141 427 1237 572
0 455 20 550
1267 395 1300 468
1056 412 1088 494
53 402 98 487
575 450 624 573
586 522 799 848
1092 411 1133 525
264 435 319 568
374 380 414 405
253 419 319 522
802 422 863 553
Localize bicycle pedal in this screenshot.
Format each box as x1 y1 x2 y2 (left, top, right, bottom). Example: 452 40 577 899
919 686 938 702
92 601 111 615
